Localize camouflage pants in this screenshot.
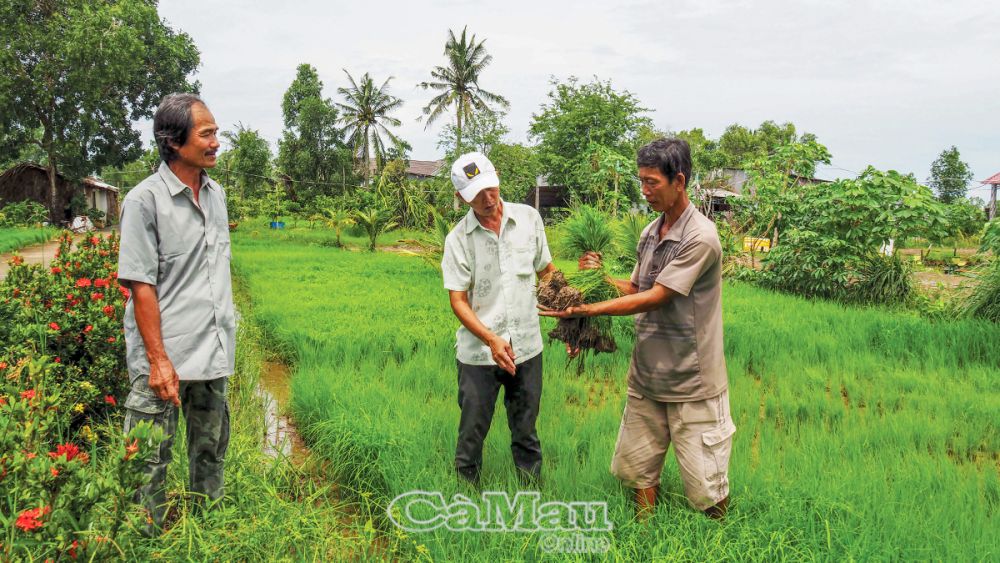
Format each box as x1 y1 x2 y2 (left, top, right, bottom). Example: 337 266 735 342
123 375 230 529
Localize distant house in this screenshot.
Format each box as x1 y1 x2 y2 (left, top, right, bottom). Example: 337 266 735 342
0 162 119 225
367 159 446 183
405 159 445 180
692 167 831 218
523 176 570 220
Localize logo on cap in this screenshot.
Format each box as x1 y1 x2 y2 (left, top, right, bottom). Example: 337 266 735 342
463 162 481 179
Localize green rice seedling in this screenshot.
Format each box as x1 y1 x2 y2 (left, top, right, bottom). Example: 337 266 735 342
232 229 1000 562
612 210 652 272
538 206 622 359
562 204 615 257
0 226 57 254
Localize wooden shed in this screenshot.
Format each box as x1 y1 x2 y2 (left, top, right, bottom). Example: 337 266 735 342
0 163 119 225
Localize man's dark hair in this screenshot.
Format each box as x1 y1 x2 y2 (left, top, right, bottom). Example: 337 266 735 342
637 138 692 187
153 93 205 163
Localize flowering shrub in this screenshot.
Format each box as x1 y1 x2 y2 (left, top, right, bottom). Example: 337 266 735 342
1 232 165 559
0 231 130 409
0 356 164 559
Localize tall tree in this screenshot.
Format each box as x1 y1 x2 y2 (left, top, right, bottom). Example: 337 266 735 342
419 27 509 155
529 77 652 204
0 0 200 221
437 111 510 164
218 124 273 219
929 146 973 204
277 64 349 200
336 70 404 186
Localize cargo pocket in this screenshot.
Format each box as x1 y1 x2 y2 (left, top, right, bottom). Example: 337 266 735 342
123 378 170 464
701 421 736 496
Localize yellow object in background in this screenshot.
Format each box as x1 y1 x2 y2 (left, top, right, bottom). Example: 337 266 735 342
742 237 771 253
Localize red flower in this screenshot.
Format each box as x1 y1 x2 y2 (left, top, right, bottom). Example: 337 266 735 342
14 506 50 532
75 278 91 288
11 255 24 266
119 286 130 300
51 266 62 274
0 361 7 370
123 439 139 461
95 278 109 288
48 322 60 331
111 271 118 279
0 396 7 406
90 236 100 245
90 292 103 301
104 395 117 406
20 389 35 400
48 443 82 462
25 452 36 460
83 325 93 333
50 467 59 477
103 305 115 317
53 357 61 364
106 336 116 343
69 540 79 559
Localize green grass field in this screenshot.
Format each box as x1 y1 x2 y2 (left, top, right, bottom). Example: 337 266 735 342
233 227 999 561
0 227 57 254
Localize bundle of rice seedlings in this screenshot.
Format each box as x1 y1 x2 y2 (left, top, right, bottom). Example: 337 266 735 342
538 206 621 361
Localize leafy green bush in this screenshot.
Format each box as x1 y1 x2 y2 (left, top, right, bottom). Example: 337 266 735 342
1 232 166 560
981 219 1000 255
960 261 1000 322
0 201 48 227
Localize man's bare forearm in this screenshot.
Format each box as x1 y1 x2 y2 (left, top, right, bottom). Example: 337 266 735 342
610 278 639 295
130 282 169 363
449 291 498 345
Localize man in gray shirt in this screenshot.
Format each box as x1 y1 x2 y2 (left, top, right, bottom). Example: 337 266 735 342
541 138 734 519
117 93 235 531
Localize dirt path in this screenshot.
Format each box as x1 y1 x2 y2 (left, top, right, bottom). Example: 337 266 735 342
0 230 111 281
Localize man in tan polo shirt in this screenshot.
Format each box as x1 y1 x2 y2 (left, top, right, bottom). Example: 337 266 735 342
540 137 734 518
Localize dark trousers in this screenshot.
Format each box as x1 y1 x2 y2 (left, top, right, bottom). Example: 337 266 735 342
455 353 543 483
123 375 230 530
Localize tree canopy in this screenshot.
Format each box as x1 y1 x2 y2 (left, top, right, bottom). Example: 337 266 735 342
929 146 973 204
529 77 652 205
0 0 200 220
277 64 351 200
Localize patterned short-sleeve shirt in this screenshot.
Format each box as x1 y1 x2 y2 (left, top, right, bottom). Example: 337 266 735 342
442 201 552 366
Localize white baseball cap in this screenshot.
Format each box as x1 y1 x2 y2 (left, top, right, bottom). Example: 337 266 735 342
451 152 500 203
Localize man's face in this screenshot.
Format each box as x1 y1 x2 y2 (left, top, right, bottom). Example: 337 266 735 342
639 167 685 213
463 187 501 218
173 103 219 170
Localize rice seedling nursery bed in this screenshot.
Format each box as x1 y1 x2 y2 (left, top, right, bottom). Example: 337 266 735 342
0 226 57 254
233 227 999 561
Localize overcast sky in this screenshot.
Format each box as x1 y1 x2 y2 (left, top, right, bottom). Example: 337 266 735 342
153 0 999 199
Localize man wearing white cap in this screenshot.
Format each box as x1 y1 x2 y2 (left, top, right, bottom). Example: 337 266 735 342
441 151 558 486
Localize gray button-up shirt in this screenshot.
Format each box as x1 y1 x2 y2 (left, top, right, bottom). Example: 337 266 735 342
627 204 726 402
117 161 236 382
442 201 553 366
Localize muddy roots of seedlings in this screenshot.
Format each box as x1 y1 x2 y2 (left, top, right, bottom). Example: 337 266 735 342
537 271 617 356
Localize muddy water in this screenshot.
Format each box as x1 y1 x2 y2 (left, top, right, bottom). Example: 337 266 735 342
257 360 309 463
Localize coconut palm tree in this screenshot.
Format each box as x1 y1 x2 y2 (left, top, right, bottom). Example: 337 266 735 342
336 70 404 186
419 27 509 156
